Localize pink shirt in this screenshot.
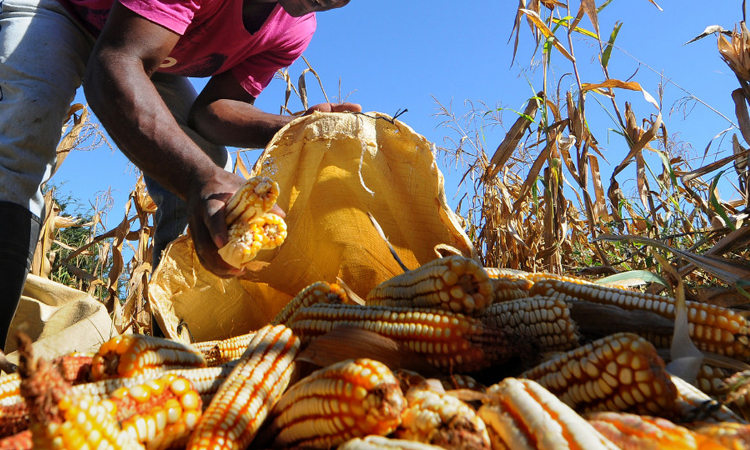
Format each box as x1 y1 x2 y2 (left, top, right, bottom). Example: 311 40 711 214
62 0 316 97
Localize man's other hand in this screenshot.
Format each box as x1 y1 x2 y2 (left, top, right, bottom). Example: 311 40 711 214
305 102 362 115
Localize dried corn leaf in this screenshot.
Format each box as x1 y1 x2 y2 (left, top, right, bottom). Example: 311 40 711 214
580 0 599 37
52 104 88 178
485 94 541 179
520 8 575 61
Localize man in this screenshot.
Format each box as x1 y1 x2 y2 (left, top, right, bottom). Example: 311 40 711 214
0 0 360 349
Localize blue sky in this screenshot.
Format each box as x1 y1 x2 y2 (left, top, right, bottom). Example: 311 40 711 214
56 1 746 225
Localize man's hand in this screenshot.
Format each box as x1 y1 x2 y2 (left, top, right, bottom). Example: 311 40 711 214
304 102 362 115
186 170 250 278
187 170 287 278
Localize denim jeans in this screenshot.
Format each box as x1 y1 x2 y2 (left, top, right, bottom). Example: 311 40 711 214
0 0 230 267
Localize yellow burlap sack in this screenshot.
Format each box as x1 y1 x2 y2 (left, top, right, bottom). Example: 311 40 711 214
5 274 115 364
149 112 476 343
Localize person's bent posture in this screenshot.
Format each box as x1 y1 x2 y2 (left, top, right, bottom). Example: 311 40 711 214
0 0 360 349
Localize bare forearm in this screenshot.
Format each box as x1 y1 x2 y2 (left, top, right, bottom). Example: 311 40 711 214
190 99 294 149
84 56 218 199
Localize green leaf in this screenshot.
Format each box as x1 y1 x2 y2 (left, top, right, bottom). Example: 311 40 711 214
602 21 622 69
551 17 599 39
709 171 736 231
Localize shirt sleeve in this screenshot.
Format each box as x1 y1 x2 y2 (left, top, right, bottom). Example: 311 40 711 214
231 14 316 98
119 0 200 35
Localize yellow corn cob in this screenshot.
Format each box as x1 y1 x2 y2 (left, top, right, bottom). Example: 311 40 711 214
586 411 732 450
187 324 300 450
72 364 236 410
394 384 490 450
91 334 207 380
0 352 93 407
191 332 256 366
218 212 287 269
224 176 279 225
286 303 512 373
694 364 735 400
338 435 448 450
272 281 349 326
31 394 146 450
521 332 678 417
480 296 580 356
15 333 146 450
690 422 750 449
478 378 620 450
484 267 531 279
530 279 750 361
266 358 406 449
107 373 202 450
490 278 534 303
366 255 494 315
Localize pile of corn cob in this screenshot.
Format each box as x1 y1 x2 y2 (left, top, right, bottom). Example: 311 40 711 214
2 253 750 449
4 177 750 449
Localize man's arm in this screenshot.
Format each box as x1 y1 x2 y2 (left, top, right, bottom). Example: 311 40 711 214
190 71 362 149
83 1 244 277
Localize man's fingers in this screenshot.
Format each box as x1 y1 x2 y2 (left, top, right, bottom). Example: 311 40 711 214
269 204 286 218
330 102 362 113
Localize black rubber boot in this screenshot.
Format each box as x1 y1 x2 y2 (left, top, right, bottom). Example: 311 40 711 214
0 202 42 351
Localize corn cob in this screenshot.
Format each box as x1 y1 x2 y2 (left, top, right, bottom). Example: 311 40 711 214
107 373 202 450
586 411 732 450
191 333 256 367
366 255 494 315
524 272 597 285
16 333 146 450
521 332 678 417
690 422 750 449
394 384 490 450
478 378 620 450
484 267 531 279
670 374 747 424
224 176 279 225
186 324 300 450
218 212 287 269
0 373 20 406
0 430 31 449
272 281 349 326
338 435 448 450
490 278 534 303
91 334 207 380
72 364 237 410
0 352 93 407
530 279 750 361
481 296 580 359
695 364 735 401
0 400 29 438
0 353 97 438
286 303 512 373
266 358 406 449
